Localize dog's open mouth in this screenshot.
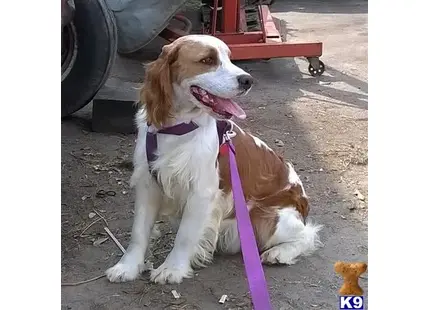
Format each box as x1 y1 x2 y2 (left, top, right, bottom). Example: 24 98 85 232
191 86 246 120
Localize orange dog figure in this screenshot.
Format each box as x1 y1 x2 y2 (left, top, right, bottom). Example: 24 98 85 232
334 261 367 296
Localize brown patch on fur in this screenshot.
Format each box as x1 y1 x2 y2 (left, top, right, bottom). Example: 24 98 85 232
249 205 279 249
218 125 310 247
140 44 179 128
172 41 219 81
218 126 288 200
140 38 219 128
255 184 309 220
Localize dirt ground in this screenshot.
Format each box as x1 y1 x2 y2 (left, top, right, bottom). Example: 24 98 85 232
61 1 368 309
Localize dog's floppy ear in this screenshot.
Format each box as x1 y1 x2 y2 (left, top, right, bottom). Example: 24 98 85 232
140 43 179 128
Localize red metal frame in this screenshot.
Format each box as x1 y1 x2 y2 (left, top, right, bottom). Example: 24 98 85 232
223 0 239 33
160 1 322 61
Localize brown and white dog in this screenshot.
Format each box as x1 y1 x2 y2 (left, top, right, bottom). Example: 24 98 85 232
106 35 322 284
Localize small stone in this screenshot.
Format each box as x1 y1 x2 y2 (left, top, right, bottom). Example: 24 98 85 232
354 189 365 201
357 202 366 209
88 212 96 219
122 190 128 195
340 215 347 220
274 139 284 147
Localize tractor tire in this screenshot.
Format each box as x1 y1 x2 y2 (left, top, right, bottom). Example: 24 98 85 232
61 0 117 117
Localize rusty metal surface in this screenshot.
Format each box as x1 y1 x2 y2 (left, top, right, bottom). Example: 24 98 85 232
223 0 239 33
197 2 323 61
149 0 323 61
228 42 322 60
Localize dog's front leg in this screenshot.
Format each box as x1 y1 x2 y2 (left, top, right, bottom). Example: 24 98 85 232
150 191 214 284
106 176 161 282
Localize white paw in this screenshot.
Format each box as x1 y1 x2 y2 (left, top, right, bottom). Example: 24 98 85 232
261 245 298 265
150 262 193 284
106 262 142 283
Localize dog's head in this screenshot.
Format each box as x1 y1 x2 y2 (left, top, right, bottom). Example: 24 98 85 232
141 35 254 127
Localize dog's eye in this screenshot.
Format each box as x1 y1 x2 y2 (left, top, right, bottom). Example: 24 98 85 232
200 57 214 65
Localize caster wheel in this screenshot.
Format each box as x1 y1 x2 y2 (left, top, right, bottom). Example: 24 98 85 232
308 60 325 77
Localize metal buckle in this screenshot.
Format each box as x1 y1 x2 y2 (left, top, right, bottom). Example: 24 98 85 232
224 130 236 142
223 120 236 142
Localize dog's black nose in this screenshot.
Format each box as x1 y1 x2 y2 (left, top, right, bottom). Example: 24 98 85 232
237 74 254 90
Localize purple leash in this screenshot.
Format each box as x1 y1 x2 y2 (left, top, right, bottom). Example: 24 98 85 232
146 120 272 309
225 136 272 310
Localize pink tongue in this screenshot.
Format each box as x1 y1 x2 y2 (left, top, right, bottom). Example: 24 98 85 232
214 97 246 120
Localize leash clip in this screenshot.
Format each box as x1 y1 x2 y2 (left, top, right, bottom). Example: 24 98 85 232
223 120 236 142
223 130 236 142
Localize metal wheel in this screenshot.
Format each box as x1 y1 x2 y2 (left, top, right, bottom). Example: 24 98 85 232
308 60 325 77
61 22 78 82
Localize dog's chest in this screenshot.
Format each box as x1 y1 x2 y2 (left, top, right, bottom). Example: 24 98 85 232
152 128 220 200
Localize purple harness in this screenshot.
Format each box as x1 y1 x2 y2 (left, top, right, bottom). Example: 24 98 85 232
145 120 272 310
146 120 231 177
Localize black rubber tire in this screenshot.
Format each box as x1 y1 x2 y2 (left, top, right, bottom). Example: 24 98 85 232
61 0 117 118
308 60 325 77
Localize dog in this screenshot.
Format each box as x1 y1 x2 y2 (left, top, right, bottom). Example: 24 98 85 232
106 34 322 284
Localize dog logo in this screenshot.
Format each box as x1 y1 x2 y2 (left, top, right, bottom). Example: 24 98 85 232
335 261 367 309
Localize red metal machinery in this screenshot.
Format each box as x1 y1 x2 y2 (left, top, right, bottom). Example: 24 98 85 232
160 0 325 76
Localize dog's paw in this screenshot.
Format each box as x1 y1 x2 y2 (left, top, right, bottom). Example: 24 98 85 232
150 262 193 284
105 262 141 283
260 244 298 265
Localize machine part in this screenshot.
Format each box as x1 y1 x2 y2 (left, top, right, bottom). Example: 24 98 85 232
105 0 188 54
61 0 75 28
159 14 194 43
307 59 325 76
170 1 323 62
61 0 117 117
61 22 78 82
160 14 193 40
307 57 321 68
171 14 193 34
